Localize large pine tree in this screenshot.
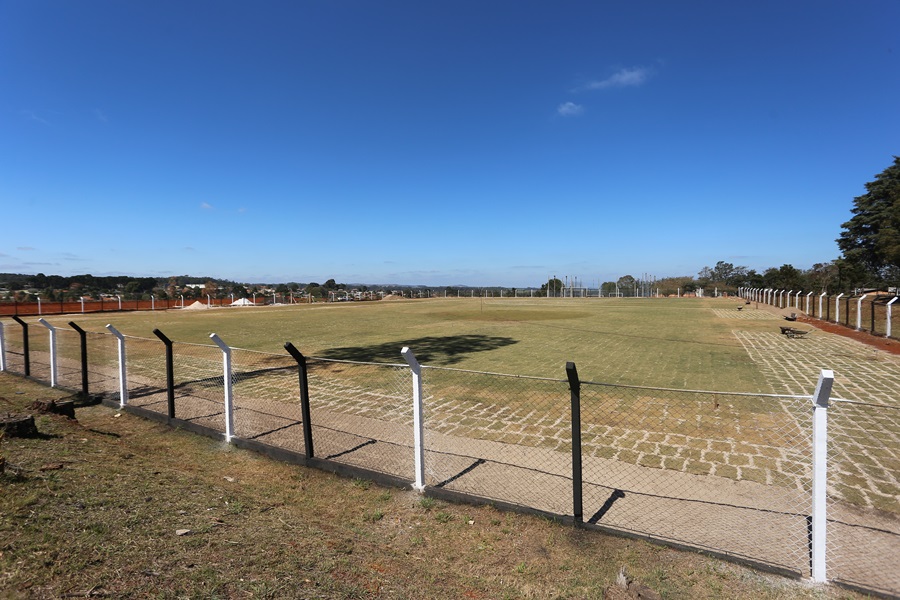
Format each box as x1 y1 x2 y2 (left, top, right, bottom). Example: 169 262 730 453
837 156 900 283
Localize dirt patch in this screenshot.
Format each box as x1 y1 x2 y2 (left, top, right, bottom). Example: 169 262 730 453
795 315 900 355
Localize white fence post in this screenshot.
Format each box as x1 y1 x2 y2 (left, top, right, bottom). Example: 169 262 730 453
210 333 234 442
819 291 827 318
806 291 813 314
887 297 898 338
401 346 426 492
106 324 128 408
811 369 834 583
0 321 6 372
38 318 58 388
855 294 868 330
835 293 844 323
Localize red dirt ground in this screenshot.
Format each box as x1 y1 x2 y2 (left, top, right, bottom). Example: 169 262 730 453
795 314 900 355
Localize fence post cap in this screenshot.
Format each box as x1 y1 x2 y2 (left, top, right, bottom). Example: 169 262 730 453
401 346 419 369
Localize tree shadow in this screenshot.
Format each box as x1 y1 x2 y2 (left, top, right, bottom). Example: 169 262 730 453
314 334 518 366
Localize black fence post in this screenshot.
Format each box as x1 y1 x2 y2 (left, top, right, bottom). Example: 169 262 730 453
152 329 176 419
566 361 583 525
871 299 877 335
67 322 89 397
11 315 29 376
284 342 314 459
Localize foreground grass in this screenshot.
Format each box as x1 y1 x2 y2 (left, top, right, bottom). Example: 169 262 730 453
0 374 858 599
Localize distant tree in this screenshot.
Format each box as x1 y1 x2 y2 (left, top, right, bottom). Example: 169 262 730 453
203 280 218 298
617 275 636 296
539 278 563 296
804 262 838 293
837 156 900 284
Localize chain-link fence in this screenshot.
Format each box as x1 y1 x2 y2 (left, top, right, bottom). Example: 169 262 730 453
579 381 812 575
84 330 120 402
421 366 571 514
165 341 228 433
231 348 301 444
305 357 412 479
826 398 900 596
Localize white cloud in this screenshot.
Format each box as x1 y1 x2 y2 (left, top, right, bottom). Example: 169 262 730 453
557 102 584 117
200 202 213 210
17 246 36 251
94 108 108 123
581 67 651 91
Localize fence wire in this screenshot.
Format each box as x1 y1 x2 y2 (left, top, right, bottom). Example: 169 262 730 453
84 331 120 401
168 341 228 433
421 366 572 515
120 335 169 415
53 328 84 391
826 398 900 596
579 382 813 576
305 357 412 479
2 322 26 376
230 348 302 445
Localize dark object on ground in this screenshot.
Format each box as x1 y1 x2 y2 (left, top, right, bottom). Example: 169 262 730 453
779 326 809 339
0 413 39 437
28 398 75 419
784 312 797 321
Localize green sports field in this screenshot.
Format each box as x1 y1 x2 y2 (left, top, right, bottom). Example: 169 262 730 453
39 296 781 392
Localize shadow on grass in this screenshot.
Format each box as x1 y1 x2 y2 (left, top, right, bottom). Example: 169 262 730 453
314 334 518 366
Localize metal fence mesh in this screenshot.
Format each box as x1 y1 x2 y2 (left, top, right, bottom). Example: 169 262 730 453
85 331 120 401
826 399 900 596
53 328 84 391
421 366 572 515
122 335 168 414
2 322 26 376
305 357 412 479
167 342 227 433
230 348 303 445
579 382 813 576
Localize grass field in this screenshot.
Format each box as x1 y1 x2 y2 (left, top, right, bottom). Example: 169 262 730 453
31 296 781 392
9 297 900 516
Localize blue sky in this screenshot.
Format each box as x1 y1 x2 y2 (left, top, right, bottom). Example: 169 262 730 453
2 1 898 286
